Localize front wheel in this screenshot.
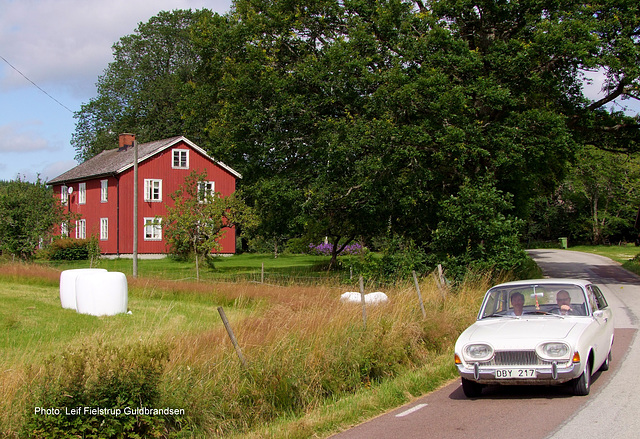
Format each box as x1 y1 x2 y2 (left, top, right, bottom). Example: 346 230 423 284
461 378 483 398
572 361 591 396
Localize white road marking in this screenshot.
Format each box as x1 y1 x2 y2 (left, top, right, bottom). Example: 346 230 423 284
395 403 428 418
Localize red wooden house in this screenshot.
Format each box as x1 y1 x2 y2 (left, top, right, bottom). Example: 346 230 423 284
47 134 242 256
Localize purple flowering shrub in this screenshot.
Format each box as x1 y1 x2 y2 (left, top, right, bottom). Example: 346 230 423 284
307 242 366 256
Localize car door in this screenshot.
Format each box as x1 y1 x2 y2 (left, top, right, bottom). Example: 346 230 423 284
586 285 614 368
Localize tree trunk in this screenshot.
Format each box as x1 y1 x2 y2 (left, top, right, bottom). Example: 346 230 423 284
592 195 602 244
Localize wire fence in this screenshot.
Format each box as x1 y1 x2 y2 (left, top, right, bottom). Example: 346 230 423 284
163 262 449 292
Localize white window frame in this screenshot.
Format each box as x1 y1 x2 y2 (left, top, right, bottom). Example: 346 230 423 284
172 149 189 169
78 182 86 205
144 217 162 241
197 181 215 203
75 219 86 239
61 185 68 205
61 222 68 238
100 179 108 203
100 218 108 241
144 179 162 202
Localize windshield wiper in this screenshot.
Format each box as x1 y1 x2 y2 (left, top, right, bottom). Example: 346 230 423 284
523 311 564 318
483 314 517 319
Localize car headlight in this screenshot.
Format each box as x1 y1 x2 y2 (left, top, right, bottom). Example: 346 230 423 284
536 342 571 360
463 343 494 362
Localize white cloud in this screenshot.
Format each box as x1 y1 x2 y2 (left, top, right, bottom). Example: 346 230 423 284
0 0 233 96
0 122 54 152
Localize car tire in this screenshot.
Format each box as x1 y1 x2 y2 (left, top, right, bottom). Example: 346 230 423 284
599 349 612 372
572 361 591 396
461 378 483 398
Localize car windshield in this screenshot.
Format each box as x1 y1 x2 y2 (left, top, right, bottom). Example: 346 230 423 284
479 283 588 319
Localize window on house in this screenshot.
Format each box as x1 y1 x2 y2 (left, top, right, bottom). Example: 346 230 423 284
61 185 68 205
144 179 162 202
61 222 68 238
144 217 162 241
100 218 108 240
78 183 86 204
101 180 108 202
197 181 215 203
75 219 86 239
172 149 189 169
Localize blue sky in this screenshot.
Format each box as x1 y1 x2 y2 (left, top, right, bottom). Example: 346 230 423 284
1 1 637 184
0 0 233 183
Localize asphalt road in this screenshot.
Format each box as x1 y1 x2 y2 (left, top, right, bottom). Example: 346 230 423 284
330 249 640 439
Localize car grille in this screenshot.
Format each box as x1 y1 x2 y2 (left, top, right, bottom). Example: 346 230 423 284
488 350 545 366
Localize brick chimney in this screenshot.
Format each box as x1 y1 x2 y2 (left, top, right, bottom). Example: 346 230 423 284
118 133 135 151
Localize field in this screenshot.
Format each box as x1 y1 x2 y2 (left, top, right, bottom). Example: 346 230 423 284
0 257 490 438
37 254 343 284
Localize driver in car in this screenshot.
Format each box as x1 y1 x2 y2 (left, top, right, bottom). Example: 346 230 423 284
555 290 576 315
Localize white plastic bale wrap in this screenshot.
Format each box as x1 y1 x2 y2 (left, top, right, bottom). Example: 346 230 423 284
75 271 128 316
60 268 108 310
340 291 389 304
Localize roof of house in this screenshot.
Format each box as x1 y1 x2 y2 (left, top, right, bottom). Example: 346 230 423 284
47 136 241 185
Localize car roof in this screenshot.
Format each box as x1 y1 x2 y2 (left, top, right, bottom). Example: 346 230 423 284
488 278 592 290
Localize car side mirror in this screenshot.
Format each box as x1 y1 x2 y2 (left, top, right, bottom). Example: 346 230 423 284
593 310 604 318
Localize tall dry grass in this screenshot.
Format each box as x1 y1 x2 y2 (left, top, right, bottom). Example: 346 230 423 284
157 275 490 436
0 261 491 438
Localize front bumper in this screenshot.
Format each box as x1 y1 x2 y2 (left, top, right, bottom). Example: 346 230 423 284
456 362 580 385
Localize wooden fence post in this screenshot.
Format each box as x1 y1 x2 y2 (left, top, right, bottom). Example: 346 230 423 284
217 306 248 368
359 275 367 330
434 264 447 300
412 270 427 319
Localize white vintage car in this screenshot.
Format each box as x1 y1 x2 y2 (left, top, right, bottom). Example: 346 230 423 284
454 279 614 397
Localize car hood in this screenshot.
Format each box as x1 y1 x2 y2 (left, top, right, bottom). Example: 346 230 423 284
458 318 588 350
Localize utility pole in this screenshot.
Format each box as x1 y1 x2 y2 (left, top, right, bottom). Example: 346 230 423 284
133 139 138 278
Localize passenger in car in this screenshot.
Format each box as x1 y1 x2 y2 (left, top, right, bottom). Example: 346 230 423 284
509 292 525 316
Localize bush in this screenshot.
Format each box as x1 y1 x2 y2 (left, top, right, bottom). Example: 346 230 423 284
430 180 529 282
20 342 187 439
339 236 429 283
42 237 100 261
284 237 308 254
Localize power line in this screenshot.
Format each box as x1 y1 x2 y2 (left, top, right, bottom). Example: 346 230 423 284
0 54 74 114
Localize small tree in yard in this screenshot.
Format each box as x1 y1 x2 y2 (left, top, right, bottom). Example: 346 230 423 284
163 171 250 280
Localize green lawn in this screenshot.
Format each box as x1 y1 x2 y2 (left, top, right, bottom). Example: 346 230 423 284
37 253 337 283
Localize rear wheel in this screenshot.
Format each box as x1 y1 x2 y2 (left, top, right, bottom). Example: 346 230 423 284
572 361 591 396
461 378 483 398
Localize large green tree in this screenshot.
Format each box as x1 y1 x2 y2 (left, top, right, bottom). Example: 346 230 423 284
72 9 213 160
565 146 640 244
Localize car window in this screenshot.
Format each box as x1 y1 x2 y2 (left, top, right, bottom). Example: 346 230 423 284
481 289 508 316
589 285 608 310
480 284 589 318
586 288 599 313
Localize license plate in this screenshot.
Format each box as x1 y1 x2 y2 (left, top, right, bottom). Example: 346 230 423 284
495 368 537 379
